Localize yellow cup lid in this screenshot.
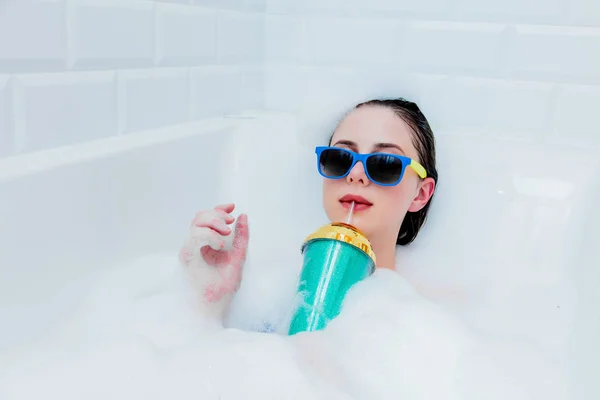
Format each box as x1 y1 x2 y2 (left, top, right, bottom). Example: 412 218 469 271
303 222 376 263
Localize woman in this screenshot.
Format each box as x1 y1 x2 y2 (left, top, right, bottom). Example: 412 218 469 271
179 98 438 326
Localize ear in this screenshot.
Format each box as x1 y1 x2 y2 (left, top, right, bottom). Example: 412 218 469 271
408 177 436 212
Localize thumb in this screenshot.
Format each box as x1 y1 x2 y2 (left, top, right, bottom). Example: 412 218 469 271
232 213 249 259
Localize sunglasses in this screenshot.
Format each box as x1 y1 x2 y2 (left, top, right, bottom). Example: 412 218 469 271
315 146 427 186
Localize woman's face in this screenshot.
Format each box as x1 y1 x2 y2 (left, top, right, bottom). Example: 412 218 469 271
322 105 434 242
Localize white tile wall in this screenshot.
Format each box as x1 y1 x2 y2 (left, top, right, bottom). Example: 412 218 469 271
304 17 400 66
509 26 600 83
264 66 364 115
241 66 266 109
266 0 452 17
190 66 245 118
568 0 600 26
401 22 506 74
190 0 265 11
359 0 452 16
120 68 189 133
217 10 264 64
0 0 599 158
457 0 564 24
245 0 266 12
0 1 66 72
552 84 600 146
0 0 265 159
17 71 117 152
69 0 155 69
433 77 554 139
263 0 600 150
265 15 305 63
191 0 245 9
0 76 13 157
155 4 218 66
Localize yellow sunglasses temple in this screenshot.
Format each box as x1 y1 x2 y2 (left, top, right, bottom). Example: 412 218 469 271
409 160 427 179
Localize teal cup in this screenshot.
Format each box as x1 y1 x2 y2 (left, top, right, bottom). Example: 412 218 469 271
288 222 376 335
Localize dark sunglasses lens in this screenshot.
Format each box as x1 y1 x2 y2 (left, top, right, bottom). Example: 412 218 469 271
366 154 404 184
319 149 353 178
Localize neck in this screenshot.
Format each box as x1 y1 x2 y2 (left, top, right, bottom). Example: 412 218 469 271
370 234 398 271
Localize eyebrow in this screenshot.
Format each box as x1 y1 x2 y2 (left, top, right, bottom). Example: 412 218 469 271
332 139 405 155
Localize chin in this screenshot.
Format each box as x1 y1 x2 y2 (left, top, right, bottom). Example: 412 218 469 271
353 221 371 236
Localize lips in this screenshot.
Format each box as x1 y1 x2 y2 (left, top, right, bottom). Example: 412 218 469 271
339 194 373 211
339 194 372 205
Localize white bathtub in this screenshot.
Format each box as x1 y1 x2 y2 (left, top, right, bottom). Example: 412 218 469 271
0 111 599 397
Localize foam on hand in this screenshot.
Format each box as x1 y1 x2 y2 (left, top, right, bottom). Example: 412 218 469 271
0 253 569 400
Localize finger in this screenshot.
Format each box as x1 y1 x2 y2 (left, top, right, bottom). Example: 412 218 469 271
214 203 235 214
194 217 231 236
213 209 235 225
190 227 226 251
193 209 234 230
232 214 249 255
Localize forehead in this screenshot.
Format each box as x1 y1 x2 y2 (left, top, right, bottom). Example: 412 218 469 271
331 106 416 156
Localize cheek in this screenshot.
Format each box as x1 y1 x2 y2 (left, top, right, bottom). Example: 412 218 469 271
379 182 415 216
322 181 345 223
322 179 332 197
322 179 336 208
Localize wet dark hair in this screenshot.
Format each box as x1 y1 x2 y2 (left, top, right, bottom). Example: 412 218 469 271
329 98 438 245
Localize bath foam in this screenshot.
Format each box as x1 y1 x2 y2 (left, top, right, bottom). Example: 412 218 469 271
314 269 568 400
0 254 568 400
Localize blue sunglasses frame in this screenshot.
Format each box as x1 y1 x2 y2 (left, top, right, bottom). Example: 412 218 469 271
315 146 427 186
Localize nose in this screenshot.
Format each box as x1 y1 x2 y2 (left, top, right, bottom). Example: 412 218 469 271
346 161 370 186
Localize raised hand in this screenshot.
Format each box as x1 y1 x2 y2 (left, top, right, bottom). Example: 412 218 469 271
179 203 249 320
